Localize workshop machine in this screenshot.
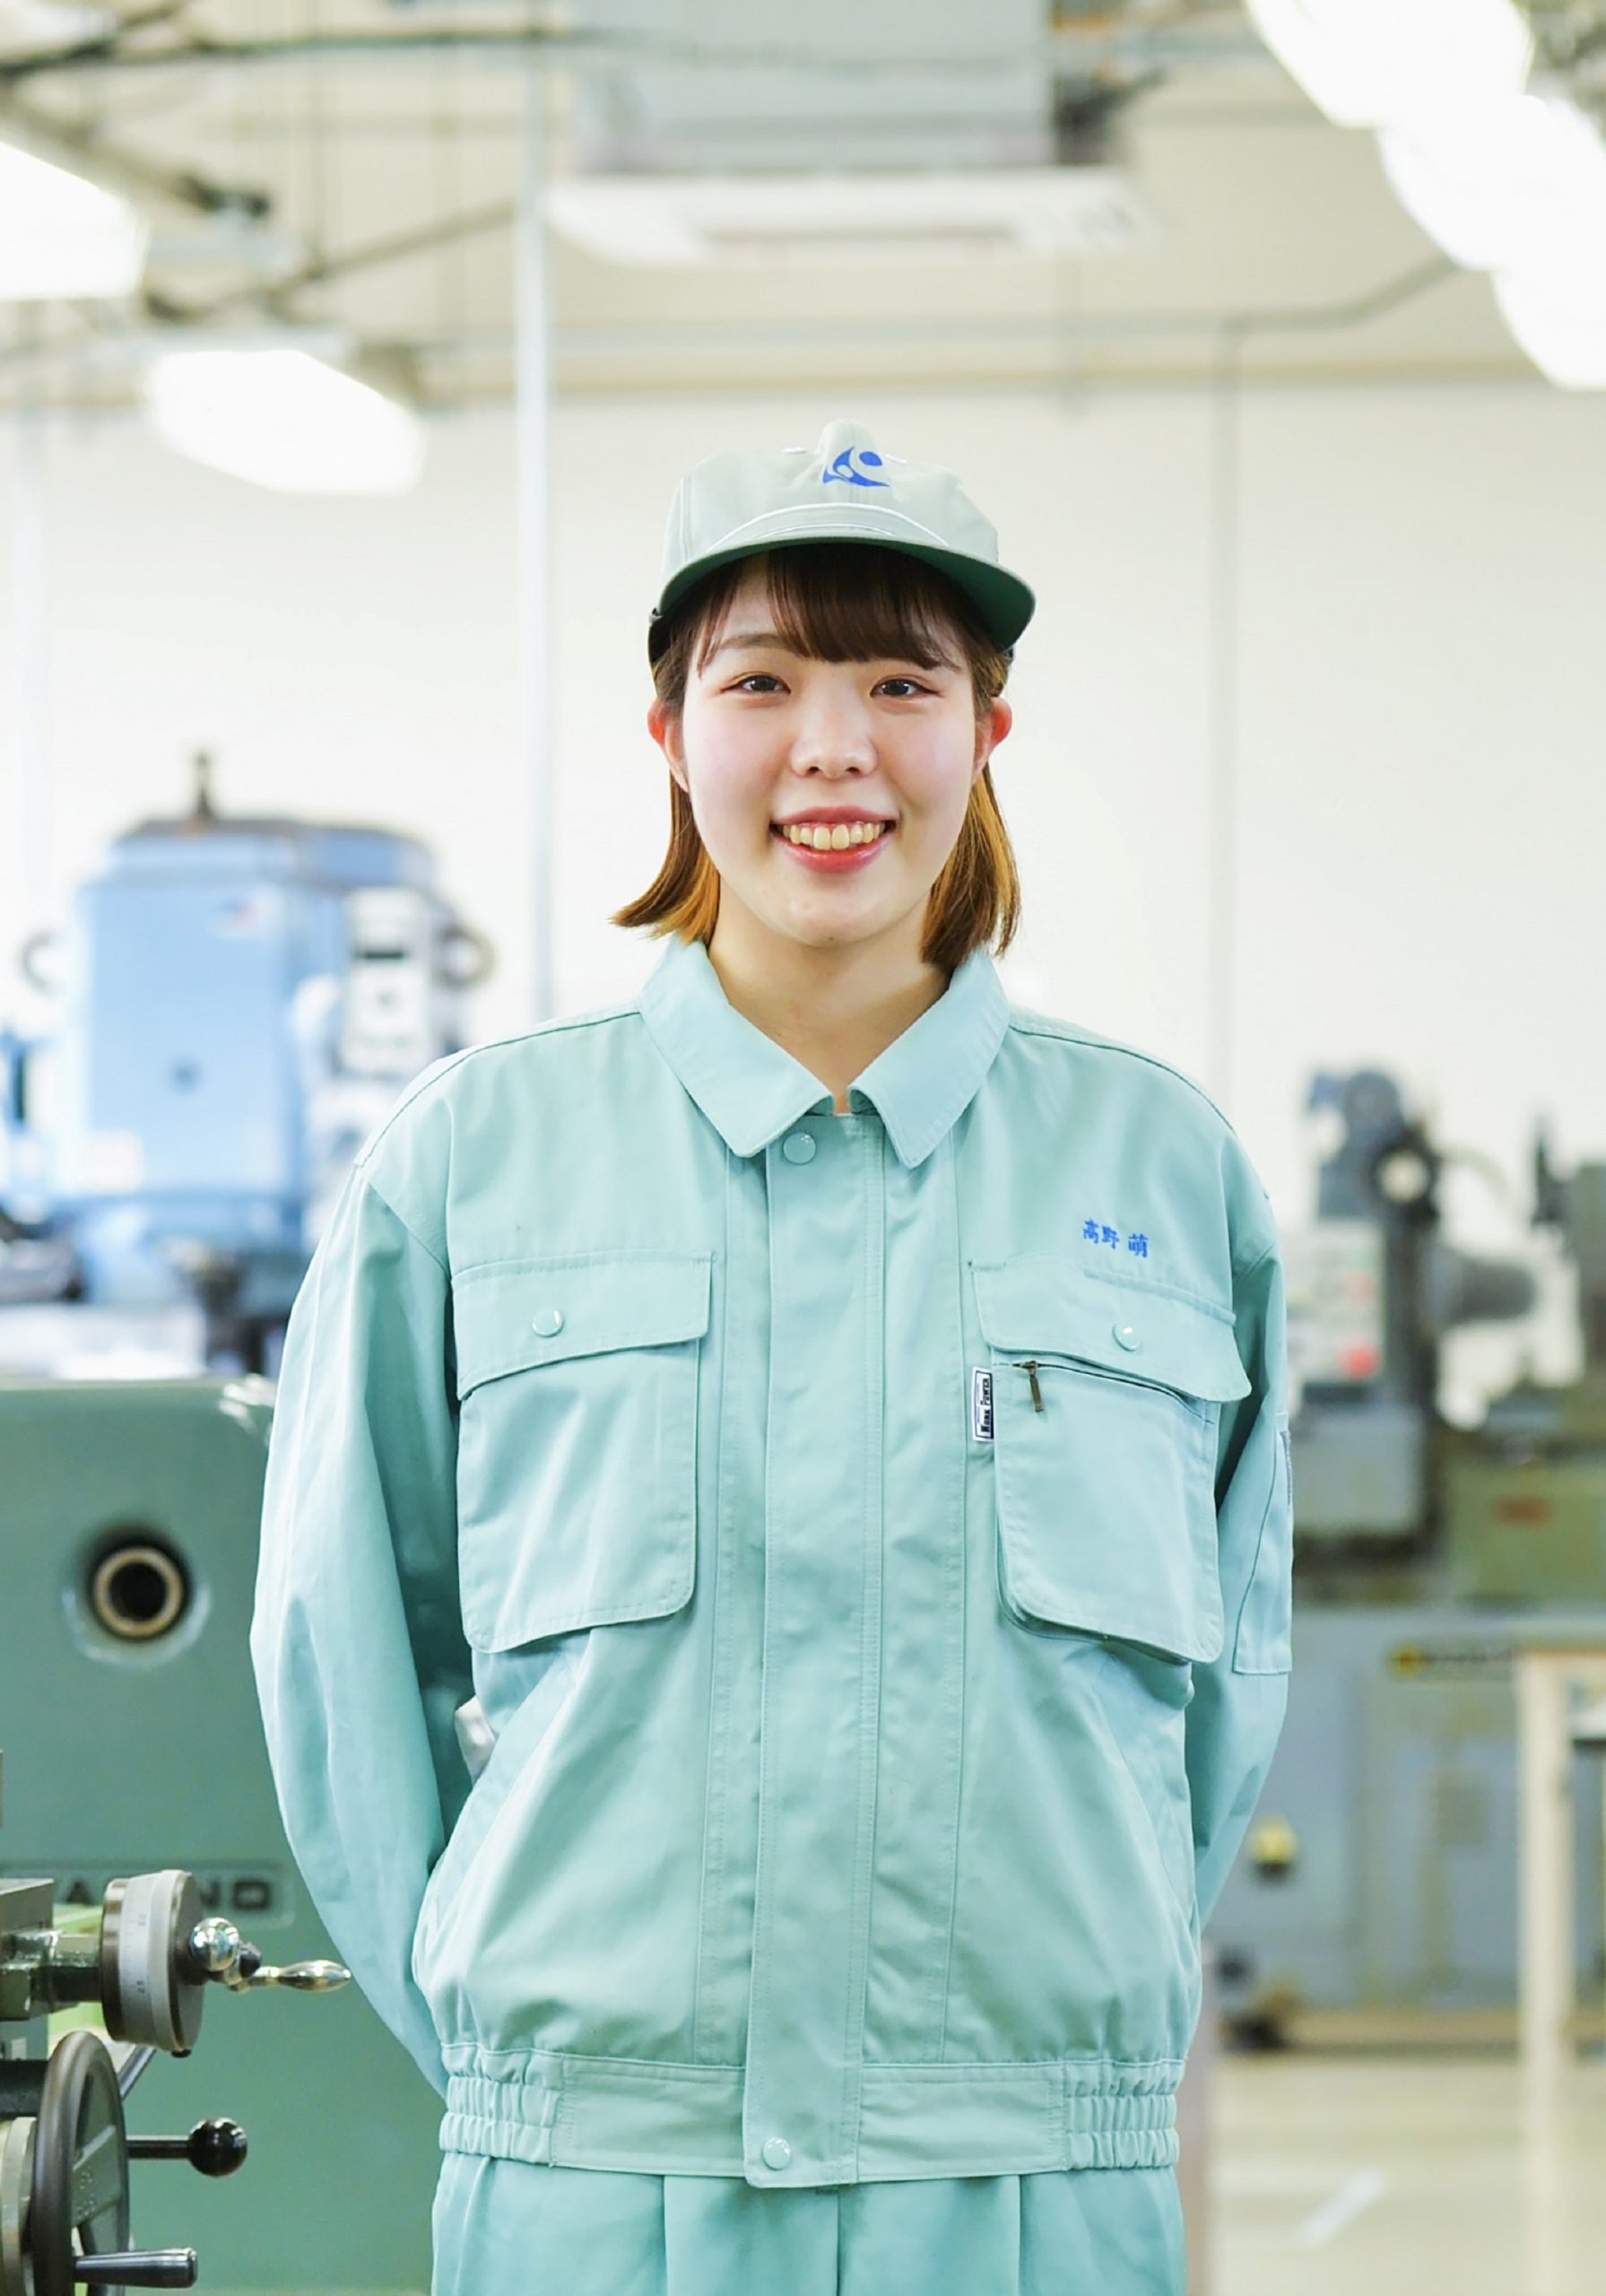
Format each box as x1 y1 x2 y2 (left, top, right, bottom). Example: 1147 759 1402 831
0 764 483 2281
1213 1070 1606 2037
0 1378 451 2291
0 754 489 1373
1 1755 352 2296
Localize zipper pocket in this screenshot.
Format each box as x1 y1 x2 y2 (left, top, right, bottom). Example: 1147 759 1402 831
1008 1354 1211 1419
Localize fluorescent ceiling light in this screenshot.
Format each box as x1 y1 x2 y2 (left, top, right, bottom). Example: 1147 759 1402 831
1495 269 1606 388
84 324 352 372
546 170 1155 267
143 350 427 495
0 136 147 300
0 0 116 44
1251 0 1606 388
1380 94 1606 274
1245 0 1532 134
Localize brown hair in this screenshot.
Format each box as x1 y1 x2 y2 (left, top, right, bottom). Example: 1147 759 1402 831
612 544 1020 973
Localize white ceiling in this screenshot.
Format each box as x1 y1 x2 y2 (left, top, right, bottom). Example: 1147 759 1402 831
0 0 1598 408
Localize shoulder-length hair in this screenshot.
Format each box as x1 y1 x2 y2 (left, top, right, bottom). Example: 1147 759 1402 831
612 543 1020 974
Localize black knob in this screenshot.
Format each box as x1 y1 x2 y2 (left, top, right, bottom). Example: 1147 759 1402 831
127 2118 247 2177
236 1942 264 1980
189 2118 247 2177
75 2251 197 2287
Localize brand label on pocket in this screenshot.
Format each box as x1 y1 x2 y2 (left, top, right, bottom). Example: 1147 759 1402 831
971 1366 994 1442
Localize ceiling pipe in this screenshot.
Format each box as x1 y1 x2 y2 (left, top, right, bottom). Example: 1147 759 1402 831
0 94 275 217
0 248 1471 398
0 16 1268 86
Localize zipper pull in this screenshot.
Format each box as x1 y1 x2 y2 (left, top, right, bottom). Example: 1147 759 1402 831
1020 1359 1044 1413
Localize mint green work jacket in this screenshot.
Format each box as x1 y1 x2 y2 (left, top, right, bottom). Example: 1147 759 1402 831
250 933 1292 2191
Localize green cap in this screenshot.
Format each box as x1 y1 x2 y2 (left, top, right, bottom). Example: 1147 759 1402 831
648 418 1035 661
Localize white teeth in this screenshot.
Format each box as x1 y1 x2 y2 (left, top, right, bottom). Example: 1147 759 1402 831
782 821 888 850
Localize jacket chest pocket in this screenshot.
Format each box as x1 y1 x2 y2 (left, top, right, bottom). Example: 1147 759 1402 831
972 1257 1250 1665
451 1250 712 1650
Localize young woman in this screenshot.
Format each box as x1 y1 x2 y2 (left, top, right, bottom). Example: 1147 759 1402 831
252 419 1293 2296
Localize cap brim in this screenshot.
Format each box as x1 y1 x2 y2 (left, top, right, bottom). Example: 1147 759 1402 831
648 532 1035 661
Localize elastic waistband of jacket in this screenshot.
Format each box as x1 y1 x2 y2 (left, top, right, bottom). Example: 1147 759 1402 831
438 2049 1184 2186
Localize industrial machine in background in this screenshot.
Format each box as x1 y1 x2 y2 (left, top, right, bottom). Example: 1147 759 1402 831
0 1379 450 2290
1 1744 352 2295
1277 1069 1539 1552
0 754 490 1373
1214 1069 1606 2039
0 767 480 2283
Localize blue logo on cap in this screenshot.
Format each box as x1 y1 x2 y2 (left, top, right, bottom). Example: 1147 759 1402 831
823 448 888 489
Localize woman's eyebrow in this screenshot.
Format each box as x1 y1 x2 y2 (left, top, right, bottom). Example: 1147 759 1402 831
705 631 953 668
703 629 791 662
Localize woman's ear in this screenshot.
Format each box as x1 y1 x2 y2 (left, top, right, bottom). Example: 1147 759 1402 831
647 699 689 793
975 696 1012 771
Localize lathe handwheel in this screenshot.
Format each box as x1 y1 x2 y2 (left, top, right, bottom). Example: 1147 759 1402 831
100 1874 205 2055
30 2031 131 2296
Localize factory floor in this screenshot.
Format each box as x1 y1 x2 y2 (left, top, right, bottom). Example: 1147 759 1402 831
1211 2048 1606 2294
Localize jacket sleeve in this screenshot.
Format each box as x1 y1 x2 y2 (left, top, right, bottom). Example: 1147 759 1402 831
249 1160 472 2097
1185 1236 1293 1926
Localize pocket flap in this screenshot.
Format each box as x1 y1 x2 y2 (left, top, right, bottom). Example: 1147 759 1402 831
452 1251 713 1399
972 1257 1250 1404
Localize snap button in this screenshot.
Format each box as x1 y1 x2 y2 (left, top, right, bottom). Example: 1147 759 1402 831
1113 1322 1141 1352
761 2135 792 2170
531 1308 564 1337
781 1131 816 1164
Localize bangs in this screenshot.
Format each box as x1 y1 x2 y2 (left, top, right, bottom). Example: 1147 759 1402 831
692 544 979 675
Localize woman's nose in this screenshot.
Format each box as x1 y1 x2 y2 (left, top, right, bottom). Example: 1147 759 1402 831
789 695 874 772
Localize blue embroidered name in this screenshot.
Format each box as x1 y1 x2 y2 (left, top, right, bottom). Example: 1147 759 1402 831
1083 1219 1149 1257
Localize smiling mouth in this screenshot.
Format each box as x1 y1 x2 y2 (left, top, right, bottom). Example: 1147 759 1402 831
773 821 893 851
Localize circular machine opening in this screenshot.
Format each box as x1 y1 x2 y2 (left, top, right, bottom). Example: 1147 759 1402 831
87 1536 191 1643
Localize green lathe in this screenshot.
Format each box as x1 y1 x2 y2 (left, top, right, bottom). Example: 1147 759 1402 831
0 1378 442 2293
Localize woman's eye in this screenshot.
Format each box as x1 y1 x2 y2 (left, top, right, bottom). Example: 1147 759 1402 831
730 674 785 695
875 677 930 699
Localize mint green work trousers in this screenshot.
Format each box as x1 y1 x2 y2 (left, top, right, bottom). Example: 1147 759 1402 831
430 2155 1185 2296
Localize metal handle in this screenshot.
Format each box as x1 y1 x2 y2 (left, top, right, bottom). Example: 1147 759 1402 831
186 1918 349 1995
126 2118 247 2178
75 2249 198 2287
189 1919 348 1993
237 1958 349 1992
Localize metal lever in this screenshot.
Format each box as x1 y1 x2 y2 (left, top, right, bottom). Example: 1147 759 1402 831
74 2251 197 2287
187 1918 349 1996
115 2045 157 2101
230 1957 349 1994
127 2118 248 2177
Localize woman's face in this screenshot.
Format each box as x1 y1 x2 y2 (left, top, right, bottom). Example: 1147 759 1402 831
649 560 1011 966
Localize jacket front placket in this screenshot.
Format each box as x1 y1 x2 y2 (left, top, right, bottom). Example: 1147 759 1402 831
740 1102 886 2187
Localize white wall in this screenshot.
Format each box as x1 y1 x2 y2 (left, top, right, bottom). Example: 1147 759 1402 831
2 382 1599 1397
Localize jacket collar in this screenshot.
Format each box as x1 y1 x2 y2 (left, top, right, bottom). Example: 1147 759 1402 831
638 934 1011 1169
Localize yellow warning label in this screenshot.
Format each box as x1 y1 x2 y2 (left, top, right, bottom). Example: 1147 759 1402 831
1388 1644 1513 1678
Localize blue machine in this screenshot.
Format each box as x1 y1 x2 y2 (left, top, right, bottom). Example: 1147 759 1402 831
1 754 489 1368
0 760 487 2275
